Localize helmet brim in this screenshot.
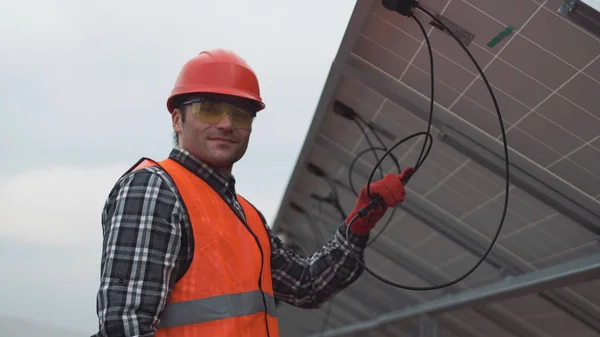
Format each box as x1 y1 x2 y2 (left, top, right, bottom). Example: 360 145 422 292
167 86 265 114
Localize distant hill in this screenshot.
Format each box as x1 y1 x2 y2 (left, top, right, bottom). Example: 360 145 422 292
0 316 84 337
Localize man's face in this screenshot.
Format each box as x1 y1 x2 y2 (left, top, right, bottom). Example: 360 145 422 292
172 94 255 174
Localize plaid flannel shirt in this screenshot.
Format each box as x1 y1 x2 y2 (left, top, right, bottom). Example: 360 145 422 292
92 148 369 337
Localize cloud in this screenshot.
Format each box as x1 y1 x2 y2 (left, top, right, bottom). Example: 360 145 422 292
0 0 355 175
0 237 102 334
0 316 84 337
0 163 128 244
0 164 121 332
0 0 357 333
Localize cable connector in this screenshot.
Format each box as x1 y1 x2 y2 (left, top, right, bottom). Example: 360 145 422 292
334 100 396 141
357 197 383 217
310 192 327 202
289 202 306 214
382 0 419 17
307 162 326 177
332 101 356 121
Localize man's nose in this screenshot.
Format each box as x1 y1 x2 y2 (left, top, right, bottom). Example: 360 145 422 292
215 112 234 130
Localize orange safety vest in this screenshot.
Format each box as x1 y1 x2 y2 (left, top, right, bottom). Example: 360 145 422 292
128 157 280 337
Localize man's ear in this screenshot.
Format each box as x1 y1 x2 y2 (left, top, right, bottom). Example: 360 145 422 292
172 109 183 133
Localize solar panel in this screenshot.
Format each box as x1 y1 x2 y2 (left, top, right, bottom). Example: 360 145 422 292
271 1 600 336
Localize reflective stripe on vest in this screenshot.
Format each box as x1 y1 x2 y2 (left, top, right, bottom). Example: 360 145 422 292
159 291 278 328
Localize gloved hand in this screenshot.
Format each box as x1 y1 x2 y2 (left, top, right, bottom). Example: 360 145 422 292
346 167 414 236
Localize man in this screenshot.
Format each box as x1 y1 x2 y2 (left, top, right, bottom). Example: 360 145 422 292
93 48 413 337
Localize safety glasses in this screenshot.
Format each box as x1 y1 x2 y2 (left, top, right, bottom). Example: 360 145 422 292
181 98 255 129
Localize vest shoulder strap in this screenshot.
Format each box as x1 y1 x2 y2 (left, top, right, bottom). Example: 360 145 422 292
237 195 268 229
121 157 193 282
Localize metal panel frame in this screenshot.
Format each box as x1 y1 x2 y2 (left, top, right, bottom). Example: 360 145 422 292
286 205 491 337
310 253 600 337
558 0 600 37
290 197 564 337
271 0 376 233
313 134 600 332
287 194 588 337
289 171 549 337
315 131 600 332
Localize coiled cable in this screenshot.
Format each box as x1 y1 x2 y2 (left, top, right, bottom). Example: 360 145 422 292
344 5 510 291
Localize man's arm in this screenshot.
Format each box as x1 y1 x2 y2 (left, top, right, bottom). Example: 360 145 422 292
268 219 369 309
265 169 414 309
92 168 184 337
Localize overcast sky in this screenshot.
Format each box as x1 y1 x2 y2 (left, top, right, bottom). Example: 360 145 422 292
0 0 356 333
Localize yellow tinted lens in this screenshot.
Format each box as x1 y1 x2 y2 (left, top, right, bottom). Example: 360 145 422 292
229 109 254 129
190 101 254 129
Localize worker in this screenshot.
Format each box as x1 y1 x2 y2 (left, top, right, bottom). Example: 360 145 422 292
92 48 414 337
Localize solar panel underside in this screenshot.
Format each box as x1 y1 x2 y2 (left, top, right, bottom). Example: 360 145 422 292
274 1 600 337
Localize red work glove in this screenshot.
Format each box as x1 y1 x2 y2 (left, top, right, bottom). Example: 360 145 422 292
346 167 414 236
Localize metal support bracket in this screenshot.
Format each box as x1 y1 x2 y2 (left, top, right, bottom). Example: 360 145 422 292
313 253 600 337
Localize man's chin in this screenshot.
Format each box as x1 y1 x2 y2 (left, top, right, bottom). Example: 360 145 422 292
205 153 240 168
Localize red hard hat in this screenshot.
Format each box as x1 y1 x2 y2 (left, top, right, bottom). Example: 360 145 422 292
166 48 265 113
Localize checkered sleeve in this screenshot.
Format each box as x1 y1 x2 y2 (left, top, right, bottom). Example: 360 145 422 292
92 167 184 337
269 222 369 309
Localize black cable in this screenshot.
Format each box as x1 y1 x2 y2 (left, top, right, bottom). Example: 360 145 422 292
349 111 404 182
347 128 403 198
304 208 328 252
344 7 510 291
323 175 347 221
352 118 385 181
413 14 435 171
365 15 434 201
346 14 433 250
239 217 272 336
345 112 405 247
348 147 401 247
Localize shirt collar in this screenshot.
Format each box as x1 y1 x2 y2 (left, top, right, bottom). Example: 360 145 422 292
168 148 237 196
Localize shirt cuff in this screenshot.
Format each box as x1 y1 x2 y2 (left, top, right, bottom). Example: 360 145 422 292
335 223 370 256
